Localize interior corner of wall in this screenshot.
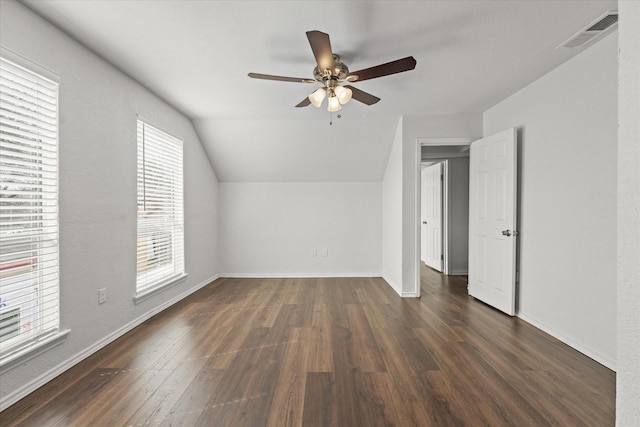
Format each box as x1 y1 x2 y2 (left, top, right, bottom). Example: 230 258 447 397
382 275 402 297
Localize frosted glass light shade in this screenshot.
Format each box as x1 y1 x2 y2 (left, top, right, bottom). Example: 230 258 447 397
334 85 352 105
327 95 342 112
308 88 326 107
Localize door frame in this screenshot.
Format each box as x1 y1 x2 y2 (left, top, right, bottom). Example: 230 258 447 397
415 138 473 297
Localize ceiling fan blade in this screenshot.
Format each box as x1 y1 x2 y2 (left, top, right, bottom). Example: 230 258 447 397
306 30 334 73
346 56 416 82
344 85 380 105
295 97 311 108
248 73 315 83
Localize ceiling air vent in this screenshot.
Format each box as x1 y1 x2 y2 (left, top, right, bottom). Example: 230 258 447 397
558 11 618 49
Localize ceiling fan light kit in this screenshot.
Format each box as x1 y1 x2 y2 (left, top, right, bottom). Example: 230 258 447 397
327 93 342 112
333 85 352 105
248 30 416 116
309 87 326 107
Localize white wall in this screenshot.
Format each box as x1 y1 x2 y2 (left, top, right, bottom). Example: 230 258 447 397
0 0 219 409
219 182 381 277
447 157 469 275
382 119 404 294
484 32 617 369
401 114 482 296
617 1 640 424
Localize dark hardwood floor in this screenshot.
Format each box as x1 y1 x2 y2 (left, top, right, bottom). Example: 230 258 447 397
2 265 615 426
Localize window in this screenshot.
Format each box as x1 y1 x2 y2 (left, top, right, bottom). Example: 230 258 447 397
0 57 60 359
136 120 184 298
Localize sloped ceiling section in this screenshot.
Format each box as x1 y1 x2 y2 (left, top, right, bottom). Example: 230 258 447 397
22 0 617 182
193 117 399 182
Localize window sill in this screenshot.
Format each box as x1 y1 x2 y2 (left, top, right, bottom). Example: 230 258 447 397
133 272 188 305
0 329 71 375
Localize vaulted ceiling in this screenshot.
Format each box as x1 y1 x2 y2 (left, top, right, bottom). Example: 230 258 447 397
22 0 617 181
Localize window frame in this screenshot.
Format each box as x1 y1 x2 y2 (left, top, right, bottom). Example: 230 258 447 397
0 50 68 374
134 119 186 303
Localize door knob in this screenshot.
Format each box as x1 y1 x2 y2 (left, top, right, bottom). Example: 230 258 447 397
502 230 512 236
422 221 427 224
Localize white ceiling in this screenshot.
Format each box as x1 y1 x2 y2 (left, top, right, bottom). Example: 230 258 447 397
22 0 617 182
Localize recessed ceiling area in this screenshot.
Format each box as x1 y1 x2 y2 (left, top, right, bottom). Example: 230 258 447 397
20 0 618 181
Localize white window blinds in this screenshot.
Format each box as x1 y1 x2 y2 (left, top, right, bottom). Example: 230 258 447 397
136 120 184 294
0 57 59 357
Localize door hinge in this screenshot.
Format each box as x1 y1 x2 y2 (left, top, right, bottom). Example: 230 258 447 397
441 254 444 260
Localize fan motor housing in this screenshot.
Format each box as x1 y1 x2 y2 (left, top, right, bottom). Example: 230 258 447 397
313 55 349 82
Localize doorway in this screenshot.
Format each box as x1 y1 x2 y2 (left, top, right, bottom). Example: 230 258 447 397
417 130 519 316
417 138 472 297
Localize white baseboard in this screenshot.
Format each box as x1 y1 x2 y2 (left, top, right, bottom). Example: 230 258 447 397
448 270 468 276
0 274 219 412
517 312 616 372
220 272 382 279
382 275 402 297
381 276 419 298
401 291 420 298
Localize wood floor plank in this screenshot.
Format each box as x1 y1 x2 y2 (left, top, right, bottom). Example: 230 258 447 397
205 311 275 370
195 329 282 409
90 368 176 425
103 322 193 371
306 326 334 373
446 341 550 426
265 327 309 427
345 303 387 373
301 372 338 427
223 393 273 427
371 320 440 375
1 269 615 426
0 349 108 426
331 324 377 427
368 325 443 426
362 372 412 427
124 362 214 427
10 368 117 427
160 369 226 426
448 324 609 425
420 369 479 426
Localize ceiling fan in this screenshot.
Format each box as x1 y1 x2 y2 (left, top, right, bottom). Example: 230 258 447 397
248 30 417 112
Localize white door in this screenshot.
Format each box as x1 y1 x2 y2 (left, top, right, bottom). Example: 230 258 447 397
421 162 443 271
468 128 517 316
421 166 428 264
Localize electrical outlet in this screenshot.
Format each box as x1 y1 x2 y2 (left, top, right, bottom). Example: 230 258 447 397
98 288 107 304
321 248 328 257
311 248 317 257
